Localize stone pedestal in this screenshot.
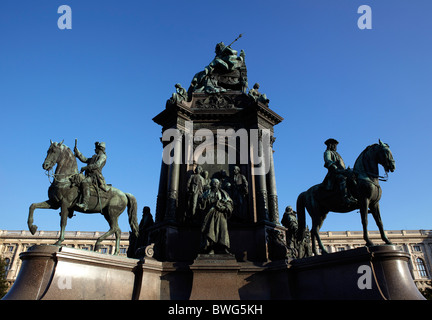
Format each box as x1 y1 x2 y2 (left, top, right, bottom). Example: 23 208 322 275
3 245 139 300
2 244 425 300
290 245 426 300
189 254 240 300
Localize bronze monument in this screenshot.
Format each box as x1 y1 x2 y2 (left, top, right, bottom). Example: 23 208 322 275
27 140 139 255
297 139 395 255
4 38 425 301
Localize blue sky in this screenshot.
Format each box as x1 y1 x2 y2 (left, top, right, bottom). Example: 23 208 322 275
0 0 431 234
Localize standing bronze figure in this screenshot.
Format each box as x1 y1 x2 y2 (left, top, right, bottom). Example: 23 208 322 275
230 166 248 221
186 165 205 222
296 140 395 255
199 178 233 254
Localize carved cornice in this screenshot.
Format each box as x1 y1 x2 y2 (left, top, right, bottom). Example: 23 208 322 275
153 91 284 128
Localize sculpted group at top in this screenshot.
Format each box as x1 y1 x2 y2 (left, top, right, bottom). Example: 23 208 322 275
168 37 270 107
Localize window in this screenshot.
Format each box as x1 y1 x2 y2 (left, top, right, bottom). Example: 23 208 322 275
4 258 10 276
337 247 345 252
100 247 108 254
416 258 428 277
413 245 421 252
119 247 127 255
7 246 14 252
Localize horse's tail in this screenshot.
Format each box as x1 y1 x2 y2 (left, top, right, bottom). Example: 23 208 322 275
296 191 307 241
126 193 139 238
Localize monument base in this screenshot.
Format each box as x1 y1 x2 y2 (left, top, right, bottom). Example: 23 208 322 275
2 244 425 300
3 245 140 300
189 254 241 300
290 244 426 300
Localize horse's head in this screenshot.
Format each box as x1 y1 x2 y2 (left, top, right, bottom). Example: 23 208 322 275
377 139 395 173
42 140 64 171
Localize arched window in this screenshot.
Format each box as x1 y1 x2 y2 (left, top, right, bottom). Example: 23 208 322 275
416 258 428 277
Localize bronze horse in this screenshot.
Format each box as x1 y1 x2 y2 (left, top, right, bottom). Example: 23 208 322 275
297 140 395 255
27 140 139 254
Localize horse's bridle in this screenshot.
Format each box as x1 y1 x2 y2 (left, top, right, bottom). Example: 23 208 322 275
45 170 77 184
353 144 390 183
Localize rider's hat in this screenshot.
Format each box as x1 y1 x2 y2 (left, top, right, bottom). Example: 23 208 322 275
324 138 339 146
95 141 106 150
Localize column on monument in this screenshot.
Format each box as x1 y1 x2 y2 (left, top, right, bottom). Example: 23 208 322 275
165 132 183 222
253 129 269 222
266 136 279 224
155 154 169 223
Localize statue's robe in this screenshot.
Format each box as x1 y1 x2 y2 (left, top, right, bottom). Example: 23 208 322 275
199 188 233 251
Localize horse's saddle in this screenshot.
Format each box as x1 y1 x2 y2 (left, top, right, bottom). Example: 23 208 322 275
316 175 358 203
88 184 112 199
315 185 340 202
70 174 112 199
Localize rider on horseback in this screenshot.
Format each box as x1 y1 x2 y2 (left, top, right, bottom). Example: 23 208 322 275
323 138 357 206
74 141 109 211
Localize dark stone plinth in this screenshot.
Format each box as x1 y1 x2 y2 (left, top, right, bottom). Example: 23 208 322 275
3 245 58 300
290 245 426 300
148 222 201 262
229 221 287 262
133 258 193 300
3 245 139 300
3 244 425 300
189 254 241 300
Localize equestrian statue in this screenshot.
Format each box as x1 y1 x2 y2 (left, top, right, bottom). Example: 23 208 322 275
27 140 139 255
296 139 395 255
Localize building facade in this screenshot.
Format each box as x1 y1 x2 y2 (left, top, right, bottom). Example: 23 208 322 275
1 229 431 293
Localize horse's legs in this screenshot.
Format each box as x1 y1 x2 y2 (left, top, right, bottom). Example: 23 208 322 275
310 222 318 256
54 204 69 246
359 199 374 247
311 214 328 255
95 211 121 255
110 216 121 255
28 200 57 235
94 228 115 253
114 226 121 255
94 231 114 253
370 203 392 245
315 215 328 254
